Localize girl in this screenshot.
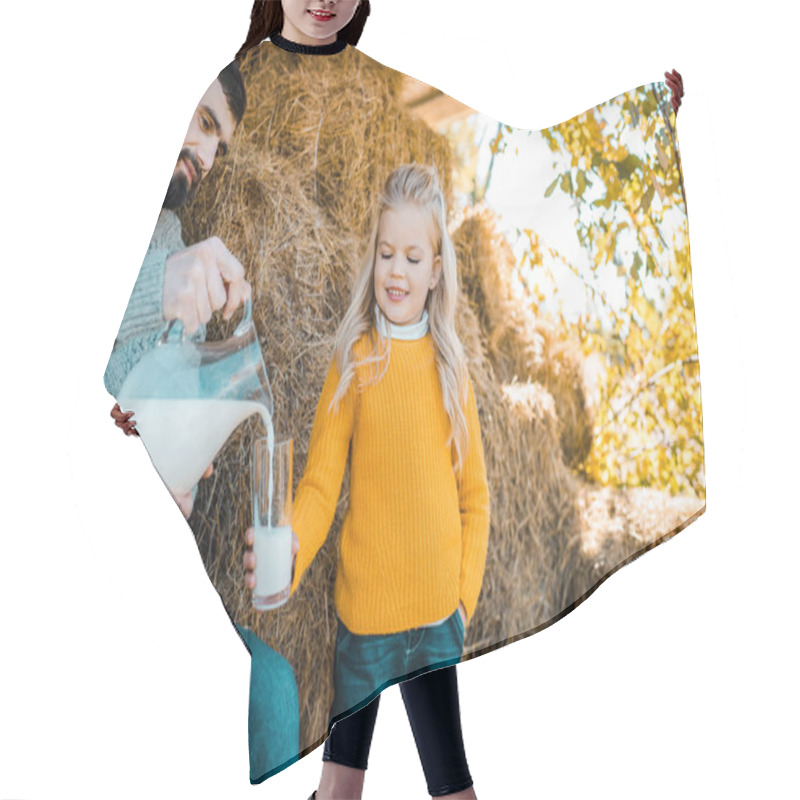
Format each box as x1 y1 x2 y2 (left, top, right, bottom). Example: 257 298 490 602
245 161 490 800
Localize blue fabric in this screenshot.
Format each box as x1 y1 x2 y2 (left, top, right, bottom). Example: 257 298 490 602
329 609 465 728
234 624 300 783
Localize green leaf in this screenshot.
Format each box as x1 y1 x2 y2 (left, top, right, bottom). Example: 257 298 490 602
615 154 643 181
631 252 642 280
623 99 640 126
544 175 559 198
576 170 587 197
639 182 655 214
655 138 670 171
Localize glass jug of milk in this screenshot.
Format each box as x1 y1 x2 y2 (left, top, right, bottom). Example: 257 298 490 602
118 299 275 496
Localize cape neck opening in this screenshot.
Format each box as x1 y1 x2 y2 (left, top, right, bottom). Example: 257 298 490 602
269 31 348 55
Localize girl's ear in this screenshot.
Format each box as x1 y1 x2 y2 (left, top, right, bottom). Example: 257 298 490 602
430 255 443 289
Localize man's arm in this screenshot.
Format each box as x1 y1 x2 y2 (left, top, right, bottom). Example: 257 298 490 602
103 209 195 398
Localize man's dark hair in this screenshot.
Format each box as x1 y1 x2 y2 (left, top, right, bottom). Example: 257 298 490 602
235 0 371 61
218 61 247 125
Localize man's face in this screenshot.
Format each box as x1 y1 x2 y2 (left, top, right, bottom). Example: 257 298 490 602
163 79 237 210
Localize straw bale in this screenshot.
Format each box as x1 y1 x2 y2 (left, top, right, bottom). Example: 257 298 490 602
445 300 586 651
453 209 593 469
235 43 454 243
572 483 704 604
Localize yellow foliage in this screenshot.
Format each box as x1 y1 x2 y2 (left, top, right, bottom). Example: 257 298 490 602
533 84 703 497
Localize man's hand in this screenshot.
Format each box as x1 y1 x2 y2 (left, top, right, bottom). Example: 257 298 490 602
110 402 213 517
172 463 214 519
665 69 684 114
111 403 139 436
163 235 252 335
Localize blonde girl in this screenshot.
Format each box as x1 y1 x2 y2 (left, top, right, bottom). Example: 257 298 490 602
246 161 489 799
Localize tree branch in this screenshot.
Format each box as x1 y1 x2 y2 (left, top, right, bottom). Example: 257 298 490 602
653 83 687 214
594 353 699 437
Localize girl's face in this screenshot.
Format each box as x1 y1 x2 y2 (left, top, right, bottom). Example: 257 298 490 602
374 203 442 327
280 0 361 46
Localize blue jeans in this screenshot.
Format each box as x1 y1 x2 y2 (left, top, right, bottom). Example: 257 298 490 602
328 608 465 728
235 624 300 784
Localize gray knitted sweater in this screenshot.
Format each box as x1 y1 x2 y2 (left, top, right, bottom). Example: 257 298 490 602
103 208 206 397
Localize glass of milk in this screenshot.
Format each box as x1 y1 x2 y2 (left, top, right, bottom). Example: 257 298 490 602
251 436 294 610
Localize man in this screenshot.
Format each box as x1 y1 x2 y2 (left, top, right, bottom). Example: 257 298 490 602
105 59 301 779
106 61 251 517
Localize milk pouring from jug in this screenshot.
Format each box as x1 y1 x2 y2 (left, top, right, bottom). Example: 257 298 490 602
117 300 275 496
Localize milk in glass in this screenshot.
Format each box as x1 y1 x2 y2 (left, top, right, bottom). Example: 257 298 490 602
253 524 292 608
252 432 293 610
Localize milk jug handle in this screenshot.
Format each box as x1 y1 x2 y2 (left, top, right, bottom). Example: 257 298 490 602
233 298 254 337
160 316 184 344
159 298 253 344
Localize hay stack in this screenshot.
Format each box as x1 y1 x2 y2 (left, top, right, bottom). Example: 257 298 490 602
176 44 588 753
454 209 593 469
238 44 454 241
453 301 583 647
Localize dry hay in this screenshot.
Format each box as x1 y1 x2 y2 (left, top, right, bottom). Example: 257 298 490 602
454 208 593 469
173 43 593 753
235 43 455 242
574 483 704 598
453 303 583 653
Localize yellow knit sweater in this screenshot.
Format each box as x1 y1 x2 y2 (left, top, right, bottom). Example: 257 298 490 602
289 330 491 635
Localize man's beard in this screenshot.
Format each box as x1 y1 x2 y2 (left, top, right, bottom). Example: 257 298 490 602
163 149 201 210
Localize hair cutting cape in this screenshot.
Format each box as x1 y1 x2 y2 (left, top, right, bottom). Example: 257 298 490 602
104 36 705 784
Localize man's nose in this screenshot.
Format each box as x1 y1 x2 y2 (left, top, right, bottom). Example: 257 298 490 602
196 141 217 177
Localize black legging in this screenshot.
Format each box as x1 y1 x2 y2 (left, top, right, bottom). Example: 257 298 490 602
323 664 473 797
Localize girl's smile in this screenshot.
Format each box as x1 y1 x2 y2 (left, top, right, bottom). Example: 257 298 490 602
308 8 335 22
386 287 409 302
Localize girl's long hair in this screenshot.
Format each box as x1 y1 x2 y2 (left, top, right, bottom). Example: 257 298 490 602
236 1 371 60
331 163 471 476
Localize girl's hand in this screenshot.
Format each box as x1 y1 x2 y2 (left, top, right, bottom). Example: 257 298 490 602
458 601 468 629
111 403 138 436
665 68 684 114
243 526 300 590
